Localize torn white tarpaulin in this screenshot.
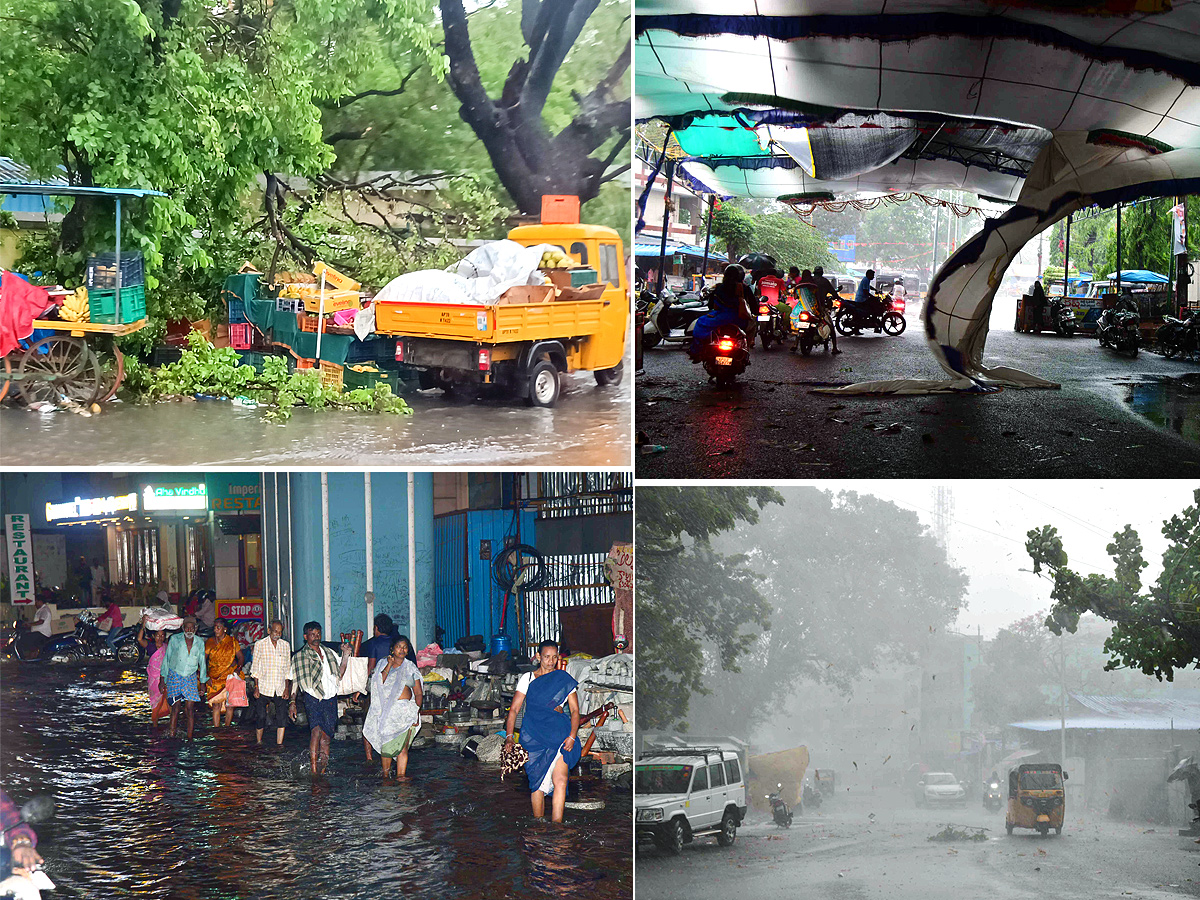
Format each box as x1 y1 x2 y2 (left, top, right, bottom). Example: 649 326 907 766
817 137 1200 395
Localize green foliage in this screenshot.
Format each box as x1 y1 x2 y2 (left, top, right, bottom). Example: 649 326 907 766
710 204 756 261
1026 490 1200 681
125 331 411 421
636 486 784 731
710 202 835 270
686 489 970 734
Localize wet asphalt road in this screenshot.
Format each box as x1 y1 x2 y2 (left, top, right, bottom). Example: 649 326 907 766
635 298 1200 479
0 352 632 467
636 789 1200 900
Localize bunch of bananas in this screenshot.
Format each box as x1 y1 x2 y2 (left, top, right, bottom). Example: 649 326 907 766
59 287 90 323
539 249 573 269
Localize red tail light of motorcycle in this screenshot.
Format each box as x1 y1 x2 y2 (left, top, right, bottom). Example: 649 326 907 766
717 338 735 351
893 300 906 313
759 304 771 314
798 311 810 321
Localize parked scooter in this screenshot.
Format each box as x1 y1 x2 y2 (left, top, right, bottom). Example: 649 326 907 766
767 783 793 828
695 323 751 386
1097 303 1140 357
643 290 708 350
1156 309 1199 359
834 292 906 337
1032 296 1078 336
983 779 1003 812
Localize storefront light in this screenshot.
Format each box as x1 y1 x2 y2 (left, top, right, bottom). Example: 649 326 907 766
142 484 208 511
46 493 138 523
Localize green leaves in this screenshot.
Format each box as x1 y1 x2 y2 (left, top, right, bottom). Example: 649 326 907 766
1026 489 1200 681
124 330 412 420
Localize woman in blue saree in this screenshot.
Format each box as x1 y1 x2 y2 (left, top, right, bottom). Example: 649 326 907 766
503 640 581 822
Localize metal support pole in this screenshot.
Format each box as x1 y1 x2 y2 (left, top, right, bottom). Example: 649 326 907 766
407 473 417 646
1064 213 1072 298
931 204 941 274
1116 203 1122 296
286 472 294 642
321 473 331 637
364 472 374 636
1177 196 1190 315
700 195 716 290
114 197 122 324
272 472 281 626
655 159 676 300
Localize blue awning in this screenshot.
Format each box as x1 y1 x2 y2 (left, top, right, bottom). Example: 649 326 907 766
1104 269 1169 283
634 240 724 261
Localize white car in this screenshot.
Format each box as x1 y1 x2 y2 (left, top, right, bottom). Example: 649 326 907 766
635 749 747 855
916 772 967 806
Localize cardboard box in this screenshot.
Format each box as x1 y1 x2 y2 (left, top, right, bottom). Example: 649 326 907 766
499 284 555 305
556 283 606 302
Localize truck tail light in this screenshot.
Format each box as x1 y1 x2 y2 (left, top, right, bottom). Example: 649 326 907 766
394 340 404 362
478 348 491 371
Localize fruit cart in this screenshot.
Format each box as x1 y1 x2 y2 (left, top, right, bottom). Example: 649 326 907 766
0 182 164 404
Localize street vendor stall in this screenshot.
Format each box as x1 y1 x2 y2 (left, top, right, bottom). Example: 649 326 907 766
0 183 165 403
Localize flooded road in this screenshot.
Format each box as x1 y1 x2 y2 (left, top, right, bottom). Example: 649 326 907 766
0 665 632 900
637 787 1199 900
0 363 631 467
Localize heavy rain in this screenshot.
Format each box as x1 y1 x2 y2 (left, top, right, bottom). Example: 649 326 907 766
635 482 1200 900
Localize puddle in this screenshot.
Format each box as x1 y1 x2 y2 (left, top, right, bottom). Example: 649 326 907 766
1123 374 1200 443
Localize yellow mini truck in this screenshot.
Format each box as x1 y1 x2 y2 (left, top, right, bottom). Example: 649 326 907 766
374 212 628 408
1006 763 1067 836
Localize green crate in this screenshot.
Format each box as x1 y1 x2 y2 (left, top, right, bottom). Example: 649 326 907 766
90 284 146 324
343 365 395 392
570 267 598 287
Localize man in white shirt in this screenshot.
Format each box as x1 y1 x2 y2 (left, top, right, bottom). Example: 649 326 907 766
249 619 292 745
89 559 104 605
31 596 52 638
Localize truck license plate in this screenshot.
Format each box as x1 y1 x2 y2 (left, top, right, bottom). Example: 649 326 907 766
715 356 733 365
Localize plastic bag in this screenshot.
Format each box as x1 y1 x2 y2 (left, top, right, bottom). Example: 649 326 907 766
415 642 443 668
141 606 183 631
226 674 248 708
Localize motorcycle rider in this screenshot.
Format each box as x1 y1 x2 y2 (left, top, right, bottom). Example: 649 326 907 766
1028 279 1048 326
689 264 751 360
1 789 41 873
811 266 843 354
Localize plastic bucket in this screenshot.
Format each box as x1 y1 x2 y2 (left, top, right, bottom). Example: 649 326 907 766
490 634 512 656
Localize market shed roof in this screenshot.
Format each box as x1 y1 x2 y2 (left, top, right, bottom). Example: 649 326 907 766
1010 694 1200 732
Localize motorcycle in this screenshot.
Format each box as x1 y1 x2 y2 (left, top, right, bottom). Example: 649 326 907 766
37 610 136 665
755 299 779 350
802 780 823 809
1029 296 1078 336
1156 309 1199 359
642 290 708 350
695 323 750 386
983 780 1003 812
789 290 833 356
834 292 906 337
1097 305 1140 357
1 795 55 899
767 783 793 828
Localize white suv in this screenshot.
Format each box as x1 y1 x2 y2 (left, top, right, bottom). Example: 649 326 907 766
916 772 967 806
635 749 747 855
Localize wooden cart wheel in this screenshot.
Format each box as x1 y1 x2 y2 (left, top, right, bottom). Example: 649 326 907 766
17 335 103 407
97 344 125 402
0 355 12 402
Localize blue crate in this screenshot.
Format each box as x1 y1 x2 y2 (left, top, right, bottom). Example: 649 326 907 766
86 252 144 290
227 298 249 324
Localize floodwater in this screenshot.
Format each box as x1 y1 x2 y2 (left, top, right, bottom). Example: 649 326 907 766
0 665 632 900
1123 372 1200 444
0 364 631 467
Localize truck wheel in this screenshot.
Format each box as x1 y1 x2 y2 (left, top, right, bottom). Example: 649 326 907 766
718 811 738 847
594 362 623 386
1054 827 1061 835
1006 822 1014 835
526 360 560 408
664 818 686 855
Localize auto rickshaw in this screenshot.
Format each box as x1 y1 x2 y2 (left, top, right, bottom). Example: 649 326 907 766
1006 763 1067 835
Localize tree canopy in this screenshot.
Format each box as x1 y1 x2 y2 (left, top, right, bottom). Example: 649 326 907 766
684 488 969 734
636 486 784 732
1026 488 1200 681
710 201 835 271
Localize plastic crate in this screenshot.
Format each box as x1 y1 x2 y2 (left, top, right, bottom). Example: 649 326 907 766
343 365 394 392
319 361 343 393
541 194 580 225
229 323 254 349
86 252 144 290
90 284 147 324
227 298 249 324
276 297 304 314
232 350 270 372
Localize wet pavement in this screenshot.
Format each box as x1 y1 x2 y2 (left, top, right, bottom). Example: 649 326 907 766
637 788 1200 900
0 665 632 900
635 298 1200 478
0 355 631 467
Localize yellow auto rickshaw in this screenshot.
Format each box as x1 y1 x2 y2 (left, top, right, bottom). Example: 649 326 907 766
1006 763 1067 836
